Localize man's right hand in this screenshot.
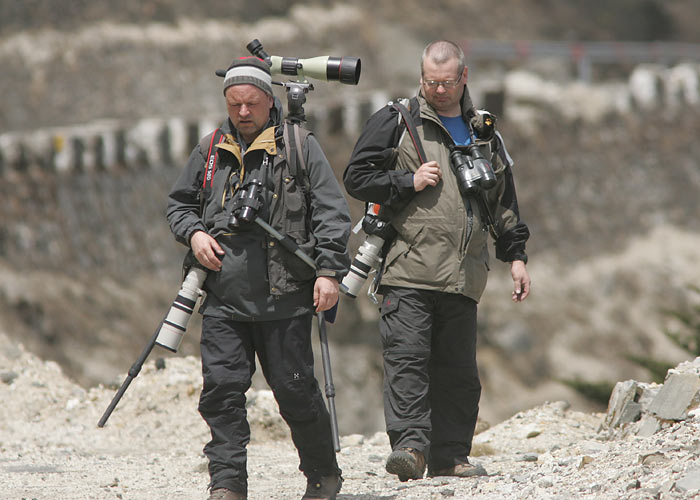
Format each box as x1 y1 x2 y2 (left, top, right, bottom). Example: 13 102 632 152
413 160 442 191
190 231 224 271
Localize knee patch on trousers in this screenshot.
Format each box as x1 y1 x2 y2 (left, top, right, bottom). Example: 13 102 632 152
273 377 323 422
199 379 249 414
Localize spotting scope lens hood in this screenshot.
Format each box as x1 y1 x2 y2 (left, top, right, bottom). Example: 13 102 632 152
326 56 361 85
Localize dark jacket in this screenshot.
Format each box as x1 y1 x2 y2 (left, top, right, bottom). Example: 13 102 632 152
167 99 351 320
343 86 529 302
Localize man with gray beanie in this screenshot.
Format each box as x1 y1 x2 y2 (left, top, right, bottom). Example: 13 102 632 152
167 56 351 500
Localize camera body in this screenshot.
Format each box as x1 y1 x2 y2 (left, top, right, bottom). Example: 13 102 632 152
449 143 497 196
341 203 395 299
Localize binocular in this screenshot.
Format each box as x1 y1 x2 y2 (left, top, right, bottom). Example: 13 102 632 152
229 178 264 228
449 144 497 196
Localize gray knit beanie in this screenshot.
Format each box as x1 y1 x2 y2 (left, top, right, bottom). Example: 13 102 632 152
221 57 273 96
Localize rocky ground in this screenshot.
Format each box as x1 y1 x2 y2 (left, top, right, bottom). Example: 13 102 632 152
2 333 700 500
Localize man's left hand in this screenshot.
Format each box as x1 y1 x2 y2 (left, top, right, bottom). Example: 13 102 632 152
314 276 339 312
510 260 531 303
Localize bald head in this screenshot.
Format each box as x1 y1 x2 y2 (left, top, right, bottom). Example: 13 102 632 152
421 40 465 77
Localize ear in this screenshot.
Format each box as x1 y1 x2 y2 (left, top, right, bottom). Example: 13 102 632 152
462 65 469 82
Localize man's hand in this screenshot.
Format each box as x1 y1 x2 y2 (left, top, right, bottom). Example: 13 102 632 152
190 231 224 271
413 160 442 191
314 276 339 312
510 260 531 303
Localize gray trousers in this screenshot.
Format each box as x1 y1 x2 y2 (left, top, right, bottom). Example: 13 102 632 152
379 286 481 470
198 314 340 495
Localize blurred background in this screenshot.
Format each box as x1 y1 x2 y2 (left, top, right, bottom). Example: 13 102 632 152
1 0 700 435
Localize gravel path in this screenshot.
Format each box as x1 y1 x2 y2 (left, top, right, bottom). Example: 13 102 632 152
2 335 700 500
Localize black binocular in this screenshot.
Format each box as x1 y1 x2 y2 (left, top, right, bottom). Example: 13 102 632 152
449 144 497 196
229 179 265 228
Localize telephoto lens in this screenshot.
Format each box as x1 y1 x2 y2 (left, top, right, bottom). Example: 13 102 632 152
155 266 208 352
341 234 385 298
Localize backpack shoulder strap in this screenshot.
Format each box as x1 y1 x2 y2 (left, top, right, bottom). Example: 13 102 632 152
283 121 312 195
390 97 427 164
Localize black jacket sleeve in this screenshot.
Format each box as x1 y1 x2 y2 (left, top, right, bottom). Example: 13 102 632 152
343 105 416 205
490 133 529 263
303 134 352 278
166 143 208 247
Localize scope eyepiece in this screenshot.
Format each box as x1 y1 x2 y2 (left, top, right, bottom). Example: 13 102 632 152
246 38 270 61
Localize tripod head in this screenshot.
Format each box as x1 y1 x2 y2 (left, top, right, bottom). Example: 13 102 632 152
273 81 314 124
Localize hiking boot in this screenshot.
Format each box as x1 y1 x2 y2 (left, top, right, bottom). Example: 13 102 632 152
428 460 487 478
301 474 343 500
207 488 247 500
385 448 426 481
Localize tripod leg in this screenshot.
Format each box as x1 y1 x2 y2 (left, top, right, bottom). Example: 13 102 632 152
97 323 161 427
317 312 340 452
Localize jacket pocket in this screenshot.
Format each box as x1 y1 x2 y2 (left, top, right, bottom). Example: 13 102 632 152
380 294 400 316
282 175 307 232
281 232 317 282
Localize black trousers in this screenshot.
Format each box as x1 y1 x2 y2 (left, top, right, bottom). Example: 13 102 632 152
198 314 339 494
379 286 481 470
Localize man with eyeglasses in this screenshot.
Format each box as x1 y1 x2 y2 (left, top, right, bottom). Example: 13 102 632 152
343 40 530 482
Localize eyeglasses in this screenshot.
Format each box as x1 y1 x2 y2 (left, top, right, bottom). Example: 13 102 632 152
423 74 462 89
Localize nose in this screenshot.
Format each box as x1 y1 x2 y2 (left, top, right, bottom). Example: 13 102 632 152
239 104 250 116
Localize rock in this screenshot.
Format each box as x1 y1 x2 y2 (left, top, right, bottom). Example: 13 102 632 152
525 428 542 439
626 479 640 490
340 434 365 447
636 415 662 437
675 468 700 494
604 380 659 429
1 370 19 384
647 373 700 421
639 451 671 465
517 453 539 462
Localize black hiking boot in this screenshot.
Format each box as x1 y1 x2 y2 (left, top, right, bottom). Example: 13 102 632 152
301 474 343 500
385 447 426 481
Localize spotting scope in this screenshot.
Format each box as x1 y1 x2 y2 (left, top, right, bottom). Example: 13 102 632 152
246 38 361 85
